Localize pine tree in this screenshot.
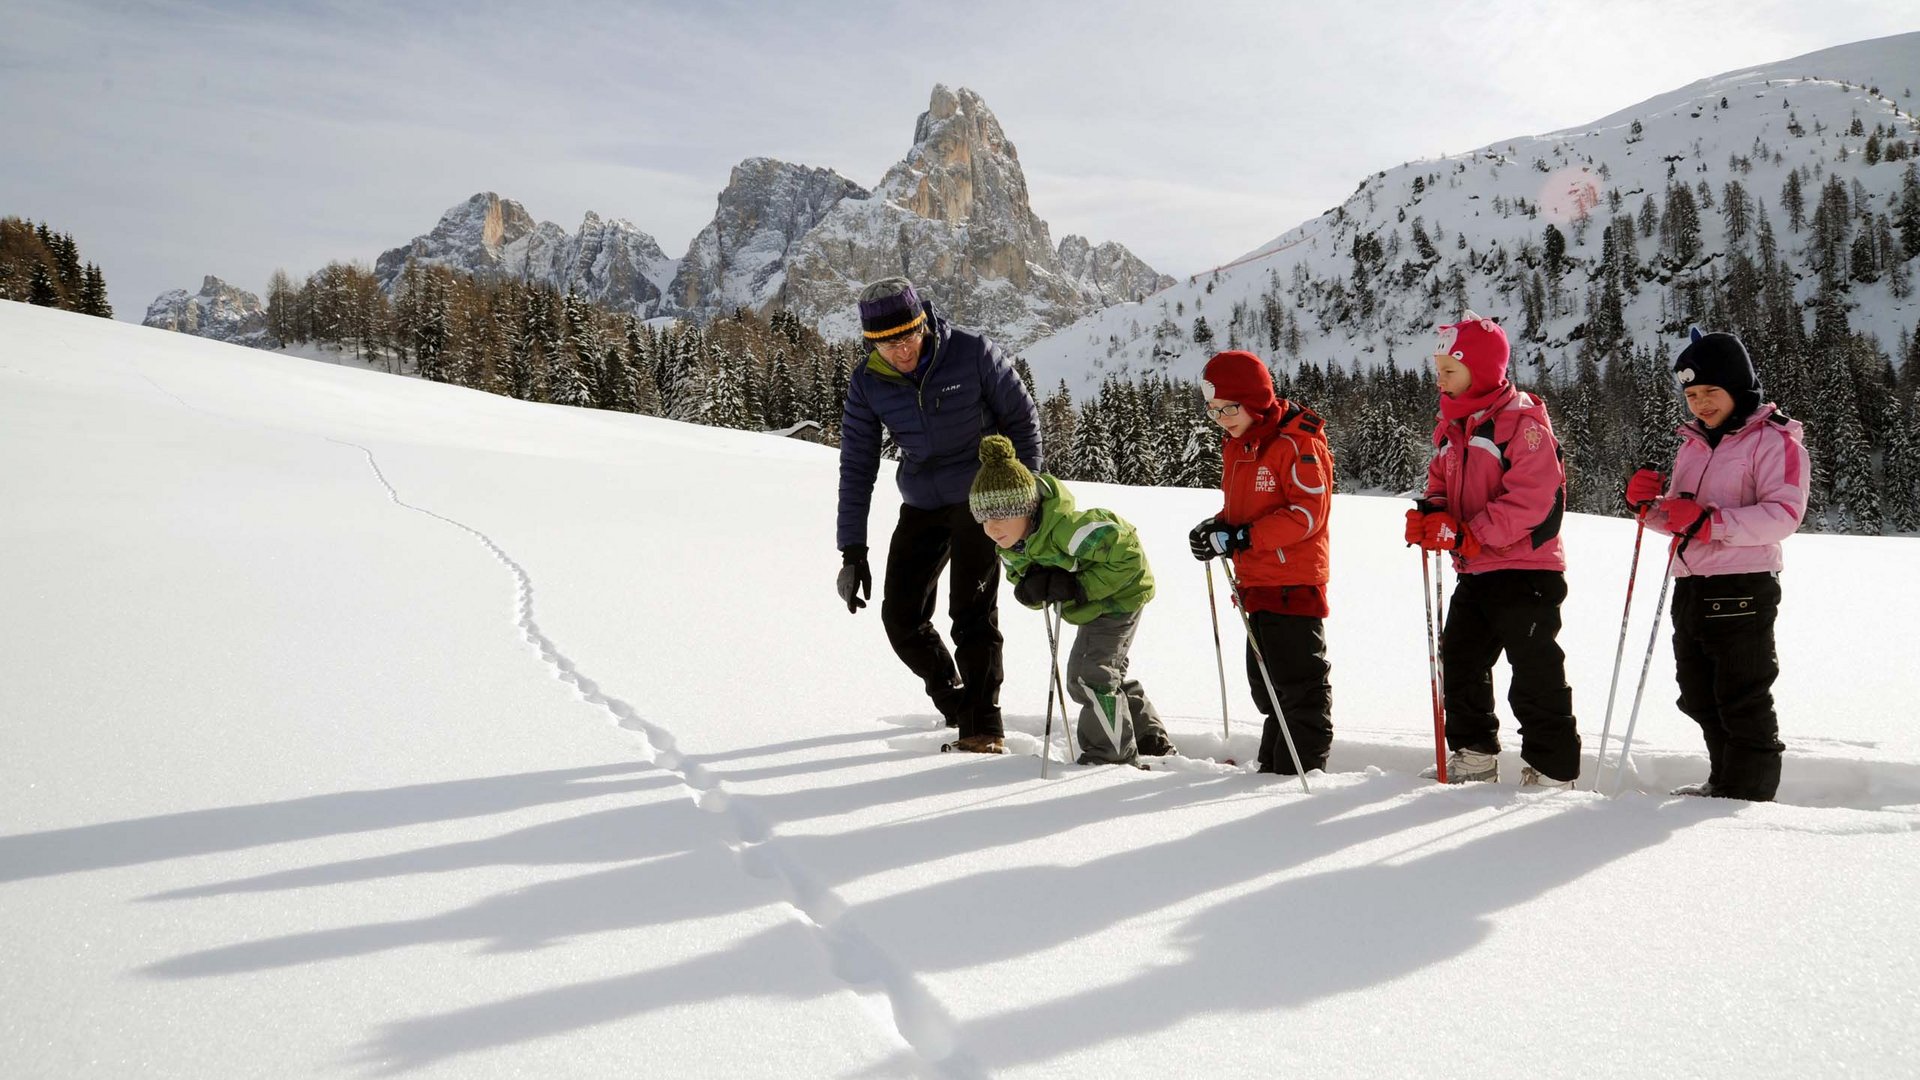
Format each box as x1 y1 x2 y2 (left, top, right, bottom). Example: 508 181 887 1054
1896 162 1920 258
1721 180 1752 245
1661 182 1702 266
1824 341 1879 532
1068 399 1115 482
1881 392 1920 532
1039 381 1077 471
27 262 57 306
77 263 111 318
1782 169 1806 232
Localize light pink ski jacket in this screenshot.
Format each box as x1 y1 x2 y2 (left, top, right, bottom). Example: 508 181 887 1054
1644 404 1809 578
1422 388 1568 574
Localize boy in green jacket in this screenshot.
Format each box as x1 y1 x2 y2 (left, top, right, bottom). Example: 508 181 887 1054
968 435 1176 765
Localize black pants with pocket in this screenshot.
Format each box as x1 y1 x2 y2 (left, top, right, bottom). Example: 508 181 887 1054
1245 611 1333 774
1441 569 1581 782
1671 572 1784 801
881 502 1004 739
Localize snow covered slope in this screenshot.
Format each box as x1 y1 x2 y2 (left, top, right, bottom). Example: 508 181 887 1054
3 300 1917 1078
1024 32 1920 395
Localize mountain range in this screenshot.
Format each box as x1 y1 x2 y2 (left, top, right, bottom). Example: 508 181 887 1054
145 85 1173 353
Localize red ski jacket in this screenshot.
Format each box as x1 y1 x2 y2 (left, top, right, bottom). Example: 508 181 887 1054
1219 401 1334 600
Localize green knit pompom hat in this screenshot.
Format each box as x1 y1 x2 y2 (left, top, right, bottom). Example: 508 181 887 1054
969 435 1039 523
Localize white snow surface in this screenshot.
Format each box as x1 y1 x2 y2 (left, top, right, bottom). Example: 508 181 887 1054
3 300 1917 1079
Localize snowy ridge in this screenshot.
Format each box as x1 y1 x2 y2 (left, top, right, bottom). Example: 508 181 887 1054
1023 32 1920 395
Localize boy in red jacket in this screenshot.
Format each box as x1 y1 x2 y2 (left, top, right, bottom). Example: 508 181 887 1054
1407 312 1580 788
1188 350 1335 775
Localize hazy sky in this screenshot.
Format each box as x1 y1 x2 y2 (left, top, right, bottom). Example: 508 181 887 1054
4 0 1915 318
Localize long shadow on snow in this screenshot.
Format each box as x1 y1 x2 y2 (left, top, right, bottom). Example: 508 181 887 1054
140 800 758 977
0 763 662 883
955 789 1731 1073
345 918 899 1077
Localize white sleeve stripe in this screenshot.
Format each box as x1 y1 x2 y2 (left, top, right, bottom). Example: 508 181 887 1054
1469 436 1504 462
1292 463 1326 494
1068 521 1114 556
1290 504 1317 534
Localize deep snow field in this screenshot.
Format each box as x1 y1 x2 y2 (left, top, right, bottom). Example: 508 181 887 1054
3 301 1916 1078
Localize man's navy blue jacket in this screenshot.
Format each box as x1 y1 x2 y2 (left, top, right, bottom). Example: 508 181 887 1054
836 303 1041 551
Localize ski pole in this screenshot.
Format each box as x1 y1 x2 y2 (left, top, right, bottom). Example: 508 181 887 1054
1205 562 1232 744
1221 560 1311 793
1591 506 1650 790
1610 498 1698 796
1046 605 1075 764
1421 548 1448 784
1041 603 1062 778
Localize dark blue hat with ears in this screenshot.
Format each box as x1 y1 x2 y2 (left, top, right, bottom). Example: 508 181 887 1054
1675 327 1762 421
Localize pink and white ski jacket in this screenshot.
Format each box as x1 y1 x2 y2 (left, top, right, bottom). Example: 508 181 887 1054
1423 388 1568 575
1644 404 1809 578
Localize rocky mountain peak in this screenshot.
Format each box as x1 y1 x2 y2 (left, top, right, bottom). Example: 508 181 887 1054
778 84 1169 350
373 193 674 317
666 158 869 319
142 275 270 346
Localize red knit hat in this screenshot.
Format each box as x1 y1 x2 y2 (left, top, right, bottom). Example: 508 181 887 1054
1436 310 1510 392
1201 351 1277 415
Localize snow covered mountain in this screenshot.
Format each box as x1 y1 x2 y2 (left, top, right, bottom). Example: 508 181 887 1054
372 192 679 318
140 274 270 346
1023 32 1920 395
779 85 1176 350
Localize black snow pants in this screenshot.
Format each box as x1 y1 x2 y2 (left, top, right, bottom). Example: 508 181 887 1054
1671 572 1785 802
881 501 1004 740
1245 611 1333 774
1440 569 1581 782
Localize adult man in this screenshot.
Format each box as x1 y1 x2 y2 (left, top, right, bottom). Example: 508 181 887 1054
835 277 1042 753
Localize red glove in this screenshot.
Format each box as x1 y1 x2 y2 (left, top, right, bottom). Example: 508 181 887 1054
1404 508 1427 545
1662 498 1711 543
1420 513 1483 557
1625 468 1665 509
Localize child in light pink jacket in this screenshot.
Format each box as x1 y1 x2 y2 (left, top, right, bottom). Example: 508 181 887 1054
1624 329 1810 801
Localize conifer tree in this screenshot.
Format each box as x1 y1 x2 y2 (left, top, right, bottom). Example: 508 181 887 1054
1881 392 1920 533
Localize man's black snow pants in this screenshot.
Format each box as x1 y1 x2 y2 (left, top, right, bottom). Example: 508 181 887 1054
1671 572 1784 802
1441 569 1581 782
881 501 1004 740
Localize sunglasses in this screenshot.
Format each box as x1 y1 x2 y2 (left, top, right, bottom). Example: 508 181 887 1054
874 329 924 355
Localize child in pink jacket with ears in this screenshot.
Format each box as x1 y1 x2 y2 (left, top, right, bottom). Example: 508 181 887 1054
1406 311 1581 788
1624 329 1809 802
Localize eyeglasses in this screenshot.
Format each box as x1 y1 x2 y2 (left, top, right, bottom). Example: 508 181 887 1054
1206 402 1242 419
874 330 924 356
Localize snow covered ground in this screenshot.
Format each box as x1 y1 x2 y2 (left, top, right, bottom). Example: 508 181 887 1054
3 300 1917 1078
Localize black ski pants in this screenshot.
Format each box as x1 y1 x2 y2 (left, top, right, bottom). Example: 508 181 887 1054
1671 572 1784 801
1245 611 1333 774
880 501 1004 739
1441 569 1581 782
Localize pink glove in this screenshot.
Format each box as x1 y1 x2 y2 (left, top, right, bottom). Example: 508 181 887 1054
1625 469 1664 509
1662 498 1711 542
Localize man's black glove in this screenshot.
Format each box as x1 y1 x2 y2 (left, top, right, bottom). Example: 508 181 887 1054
837 546 871 613
1189 518 1251 561
1013 566 1085 607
